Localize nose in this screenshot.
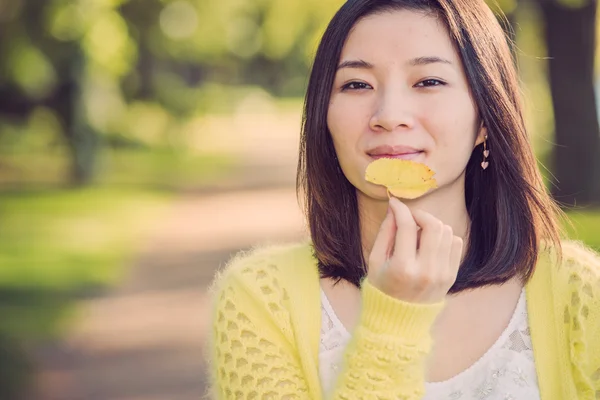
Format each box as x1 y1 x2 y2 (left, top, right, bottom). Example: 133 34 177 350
369 86 415 132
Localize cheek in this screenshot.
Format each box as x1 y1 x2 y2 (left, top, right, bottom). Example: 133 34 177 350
327 98 367 156
425 101 478 167
328 96 365 125
435 94 476 141
327 99 369 184
438 117 473 149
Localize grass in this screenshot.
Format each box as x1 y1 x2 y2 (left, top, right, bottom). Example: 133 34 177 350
0 146 235 190
101 147 235 189
0 134 237 396
564 209 600 251
0 182 177 397
0 147 234 341
0 186 170 339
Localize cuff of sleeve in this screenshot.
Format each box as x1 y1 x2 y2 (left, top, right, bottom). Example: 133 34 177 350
360 279 445 342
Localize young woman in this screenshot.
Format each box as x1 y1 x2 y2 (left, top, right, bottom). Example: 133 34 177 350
208 0 600 398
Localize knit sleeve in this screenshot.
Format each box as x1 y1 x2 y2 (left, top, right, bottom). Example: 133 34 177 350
208 250 445 399
329 279 445 399
559 241 600 396
208 251 313 399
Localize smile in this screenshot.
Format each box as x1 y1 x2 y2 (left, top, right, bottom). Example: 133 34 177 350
369 152 423 160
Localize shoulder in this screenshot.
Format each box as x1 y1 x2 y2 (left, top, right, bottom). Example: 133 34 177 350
539 239 600 301
534 240 600 333
552 240 600 389
533 240 600 295
210 240 314 293
208 240 316 341
554 240 600 288
556 240 600 328
544 240 600 340
208 240 316 312
560 240 600 273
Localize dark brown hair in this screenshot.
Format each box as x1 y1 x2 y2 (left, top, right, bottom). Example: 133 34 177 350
296 0 564 293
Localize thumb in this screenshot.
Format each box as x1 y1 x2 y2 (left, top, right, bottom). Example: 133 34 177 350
368 205 397 277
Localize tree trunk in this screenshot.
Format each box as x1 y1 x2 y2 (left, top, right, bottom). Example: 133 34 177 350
57 49 100 186
539 0 600 206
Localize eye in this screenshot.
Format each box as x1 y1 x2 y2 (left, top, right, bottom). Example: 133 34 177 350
341 81 373 91
415 79 446 88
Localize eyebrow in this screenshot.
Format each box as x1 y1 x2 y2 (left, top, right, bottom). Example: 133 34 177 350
336 56 453 70
409 56 452 67
337 59 374 70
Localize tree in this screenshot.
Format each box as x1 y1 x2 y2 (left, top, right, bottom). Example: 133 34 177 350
537 0 600 206
0 0 346 186
0 0 127 185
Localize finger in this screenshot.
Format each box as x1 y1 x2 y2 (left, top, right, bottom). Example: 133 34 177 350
368 205 397 275
437 224 454 263
411 209 443 261
449 236 464 273
388 197 418 261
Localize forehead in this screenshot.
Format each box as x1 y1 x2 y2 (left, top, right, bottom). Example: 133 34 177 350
341 9 458 64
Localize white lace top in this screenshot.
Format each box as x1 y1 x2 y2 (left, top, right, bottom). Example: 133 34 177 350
319 287 541 399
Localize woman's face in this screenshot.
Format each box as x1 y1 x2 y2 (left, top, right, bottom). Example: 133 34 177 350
327 9 485 201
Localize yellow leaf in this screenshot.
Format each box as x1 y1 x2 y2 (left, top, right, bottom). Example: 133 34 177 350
365 158 437 199
386 181 438 199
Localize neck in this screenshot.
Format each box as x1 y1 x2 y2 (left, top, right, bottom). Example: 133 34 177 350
359 177 470 258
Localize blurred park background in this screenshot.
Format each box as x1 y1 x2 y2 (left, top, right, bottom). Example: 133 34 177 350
1 0 600 399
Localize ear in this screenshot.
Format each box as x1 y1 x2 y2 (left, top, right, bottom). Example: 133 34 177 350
474 121 487 147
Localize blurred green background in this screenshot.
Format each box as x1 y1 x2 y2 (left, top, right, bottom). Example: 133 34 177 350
1 0 599 398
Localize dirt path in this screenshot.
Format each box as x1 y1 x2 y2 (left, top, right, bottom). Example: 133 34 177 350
34 183 307 400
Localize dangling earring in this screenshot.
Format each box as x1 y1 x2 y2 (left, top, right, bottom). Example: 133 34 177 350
481 135 490 170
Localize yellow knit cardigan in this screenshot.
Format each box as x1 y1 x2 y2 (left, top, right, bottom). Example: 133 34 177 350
208 240 600 399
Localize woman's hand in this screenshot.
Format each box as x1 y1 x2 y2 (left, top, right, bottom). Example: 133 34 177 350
367 197 463 304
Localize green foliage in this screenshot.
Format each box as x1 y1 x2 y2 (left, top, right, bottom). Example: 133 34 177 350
0 187 168 294
5 41 57 99
0 0 351 188
82 10 137 77
555 0 592 9
492 0 518 14
122 0 345 93
565 209 600 251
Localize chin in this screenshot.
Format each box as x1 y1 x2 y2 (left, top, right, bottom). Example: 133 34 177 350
355 183 389 202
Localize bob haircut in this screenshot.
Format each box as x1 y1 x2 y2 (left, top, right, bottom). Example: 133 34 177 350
297 0 563 293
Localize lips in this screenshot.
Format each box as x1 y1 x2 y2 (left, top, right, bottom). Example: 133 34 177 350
367 145 423 160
